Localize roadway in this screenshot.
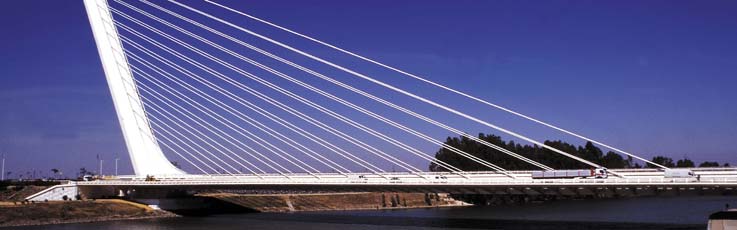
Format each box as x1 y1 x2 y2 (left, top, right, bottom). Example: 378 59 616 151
80 168 737 185
28 168 737 201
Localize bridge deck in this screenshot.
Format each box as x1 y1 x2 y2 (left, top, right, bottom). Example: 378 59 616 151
28 169 737 201
78 168 737 187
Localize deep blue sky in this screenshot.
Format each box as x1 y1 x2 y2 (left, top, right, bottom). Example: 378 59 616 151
1 0 736 177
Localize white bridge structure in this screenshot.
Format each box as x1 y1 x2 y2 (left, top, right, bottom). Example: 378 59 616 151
30 0 737 201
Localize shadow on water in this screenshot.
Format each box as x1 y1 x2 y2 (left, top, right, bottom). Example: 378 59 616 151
161 196 260 216
9 196 735 230
236 212 705 230
2 212 707 230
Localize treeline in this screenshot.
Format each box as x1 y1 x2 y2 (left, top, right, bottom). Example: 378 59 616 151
429 133 731 172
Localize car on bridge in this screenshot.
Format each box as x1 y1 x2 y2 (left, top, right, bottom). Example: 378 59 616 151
664 169 696 178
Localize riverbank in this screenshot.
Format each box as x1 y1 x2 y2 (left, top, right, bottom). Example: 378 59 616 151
0 191 469 227
0 199 177 227
0 183 57 202
199 192 470 212
2 193 732 229
6 207 711 230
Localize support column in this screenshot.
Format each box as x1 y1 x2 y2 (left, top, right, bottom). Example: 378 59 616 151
83 0 184 176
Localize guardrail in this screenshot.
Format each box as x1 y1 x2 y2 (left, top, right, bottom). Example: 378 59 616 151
77 176 737 187
109 168 737 180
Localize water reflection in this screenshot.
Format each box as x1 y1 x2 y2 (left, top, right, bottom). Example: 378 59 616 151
8 196 735 230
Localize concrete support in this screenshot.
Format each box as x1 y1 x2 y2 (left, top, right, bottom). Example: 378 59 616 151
83 0 184 176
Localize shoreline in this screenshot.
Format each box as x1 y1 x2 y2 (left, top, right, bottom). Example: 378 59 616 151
0 199 178 228
0 211 178 228
0 192 468 227
2 195 731 228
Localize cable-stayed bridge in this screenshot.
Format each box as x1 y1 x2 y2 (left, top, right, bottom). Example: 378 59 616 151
29 0 737 201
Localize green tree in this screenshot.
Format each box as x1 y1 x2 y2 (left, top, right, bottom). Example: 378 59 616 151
51 168 60 179
428 133 727 172
676 158 695 168
624 156 635 168
430 133 632 171
78 167 90 178
648 156 675 168
699 161 720 167
602 151 625 168
580 141 604 164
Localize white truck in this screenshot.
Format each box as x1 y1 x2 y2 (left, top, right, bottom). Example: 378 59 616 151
532 168 608 179
664 169 695 178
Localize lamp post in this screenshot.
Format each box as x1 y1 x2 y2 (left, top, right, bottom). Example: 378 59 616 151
1 153 5 181
97 154 103 177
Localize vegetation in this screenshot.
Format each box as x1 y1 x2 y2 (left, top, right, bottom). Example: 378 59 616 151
0 200 170 227
77 168 95 179
699 161 721 167
430 133 730 171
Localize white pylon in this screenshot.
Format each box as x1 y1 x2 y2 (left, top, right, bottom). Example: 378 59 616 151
83 0 184 176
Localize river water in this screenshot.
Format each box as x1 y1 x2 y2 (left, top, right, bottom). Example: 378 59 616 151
8 196 737 230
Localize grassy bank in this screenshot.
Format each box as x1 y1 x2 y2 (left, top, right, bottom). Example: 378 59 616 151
0 181 177 227
0 181 59 202
0 199 176 227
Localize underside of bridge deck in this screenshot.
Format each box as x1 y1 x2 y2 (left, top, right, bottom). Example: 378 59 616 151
77 183 737 200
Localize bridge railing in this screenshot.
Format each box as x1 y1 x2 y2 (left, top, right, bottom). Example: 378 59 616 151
77 175 737 186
